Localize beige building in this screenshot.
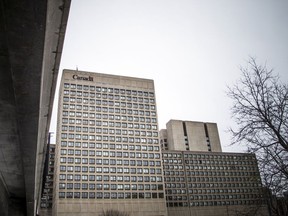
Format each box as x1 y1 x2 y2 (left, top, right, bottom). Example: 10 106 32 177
39 142 55 216
160 120 222 152
162 151 267 216
160 120 268 216
53 70 167 216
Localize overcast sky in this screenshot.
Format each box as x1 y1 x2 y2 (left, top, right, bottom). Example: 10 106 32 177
50 0 288 152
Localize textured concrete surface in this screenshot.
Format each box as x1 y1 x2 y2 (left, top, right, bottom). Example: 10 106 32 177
0 0 70 215
165 120 222 152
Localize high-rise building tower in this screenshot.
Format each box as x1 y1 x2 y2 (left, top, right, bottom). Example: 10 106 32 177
160 120 222 152
53 70 167 216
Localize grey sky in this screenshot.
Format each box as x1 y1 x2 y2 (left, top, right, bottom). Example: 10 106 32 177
50 0 288 152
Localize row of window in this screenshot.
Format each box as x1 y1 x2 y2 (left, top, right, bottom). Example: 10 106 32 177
60 167 162 176
60 151 160 158
63 111 157 119
186 154 254 161
63 104 157 113
164 169 260 181
60 165 162 173
164 170 259 178
59 174 162 183
165 182 261 190
59 175 162 183
63 83 154 97
60 148 159 156
164 166 257 175
167 193 261 201
60 142 160 151
59 153 160 161
166 182 261 190
59 166 162 175
165 165 257 171
167 199 262 207
61 126 158 137
188 166 257 172
188 188 261 194
63 97 155 106
59 191 164 199
58 159 161 167
164 159 256 166
163 153 255 161
165 182 261 191
184 159 256 166
63 90 155 103
62 118 158 130
60 133 159 143
59 183 163 190
188 171 256 177
165 185 262 194
166 176 259 184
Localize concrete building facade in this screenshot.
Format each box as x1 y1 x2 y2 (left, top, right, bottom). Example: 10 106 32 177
53 70 167 216
160 120 268 216
160 120 222 152
162 151 267 216
39 142 55 216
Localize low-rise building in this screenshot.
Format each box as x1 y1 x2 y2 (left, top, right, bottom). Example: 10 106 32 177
39 143 55 216
161 120 268 216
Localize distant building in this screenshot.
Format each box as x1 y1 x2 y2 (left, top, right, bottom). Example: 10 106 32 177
162 150 266 216
39 142 55 216
53 70 167 216
161 120 268 216
160 120 222 152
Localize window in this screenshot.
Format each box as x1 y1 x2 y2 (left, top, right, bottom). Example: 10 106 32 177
82 192 88 199
59 192 65 198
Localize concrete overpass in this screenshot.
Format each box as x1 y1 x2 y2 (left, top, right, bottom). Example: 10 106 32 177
0 0 71 215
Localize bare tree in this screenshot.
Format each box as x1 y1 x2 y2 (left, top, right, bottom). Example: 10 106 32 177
227 57 288 215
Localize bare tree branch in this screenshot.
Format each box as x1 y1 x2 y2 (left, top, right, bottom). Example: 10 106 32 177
227 57 288 202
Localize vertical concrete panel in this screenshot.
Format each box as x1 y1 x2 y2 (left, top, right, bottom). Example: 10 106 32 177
186 122 207 151
206 123 222 152
167 120 186 150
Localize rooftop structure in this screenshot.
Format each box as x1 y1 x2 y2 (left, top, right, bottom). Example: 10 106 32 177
160 120 222 152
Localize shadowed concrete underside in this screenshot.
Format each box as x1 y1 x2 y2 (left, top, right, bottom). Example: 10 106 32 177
0 0 70 215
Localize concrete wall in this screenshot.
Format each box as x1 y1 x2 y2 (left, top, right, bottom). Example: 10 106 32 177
206 123 222 152
166 120 186 151
164 120 222 152
167 205 269 216
38 208 52 216
185 121 208 152
53 199 167 216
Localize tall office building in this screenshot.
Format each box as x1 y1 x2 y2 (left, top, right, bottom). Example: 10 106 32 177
53 70 167 216
160 120 222 152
